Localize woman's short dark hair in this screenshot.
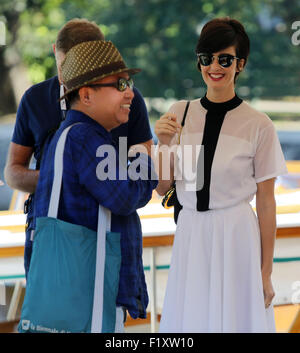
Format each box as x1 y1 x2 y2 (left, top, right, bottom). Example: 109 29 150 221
196 17 250 80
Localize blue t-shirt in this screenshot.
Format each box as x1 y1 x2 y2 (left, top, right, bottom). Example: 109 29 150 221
12 76 62 162
12 75 152 162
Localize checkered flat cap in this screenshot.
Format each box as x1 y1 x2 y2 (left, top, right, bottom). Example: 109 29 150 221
61 40 141 99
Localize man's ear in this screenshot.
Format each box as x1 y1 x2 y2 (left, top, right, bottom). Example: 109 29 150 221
78 87 91 105
52 43 56 55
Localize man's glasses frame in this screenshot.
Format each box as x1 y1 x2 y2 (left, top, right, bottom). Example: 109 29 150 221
87 77 134 92
197 53 240 68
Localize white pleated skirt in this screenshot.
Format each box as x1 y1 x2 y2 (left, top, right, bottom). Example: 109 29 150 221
159 202 276 333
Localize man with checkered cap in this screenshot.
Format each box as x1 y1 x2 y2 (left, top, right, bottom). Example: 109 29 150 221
33 40 158 331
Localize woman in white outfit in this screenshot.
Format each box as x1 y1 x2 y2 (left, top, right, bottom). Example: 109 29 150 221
155 17 287 333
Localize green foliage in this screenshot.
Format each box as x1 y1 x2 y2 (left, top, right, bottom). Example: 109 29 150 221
17 1 65 82
1 0 300 100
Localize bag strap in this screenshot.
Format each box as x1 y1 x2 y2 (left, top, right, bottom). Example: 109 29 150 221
47 124 78 218
178 100 190 144
91 205 110 333
181 100 190 127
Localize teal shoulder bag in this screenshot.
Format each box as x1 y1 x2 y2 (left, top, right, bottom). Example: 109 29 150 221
18 124 121 333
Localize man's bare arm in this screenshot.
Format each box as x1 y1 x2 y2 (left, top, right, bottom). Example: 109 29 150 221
4 142 39 194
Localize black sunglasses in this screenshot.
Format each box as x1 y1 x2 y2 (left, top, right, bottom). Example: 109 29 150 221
87 77 134 92
197 53 240 68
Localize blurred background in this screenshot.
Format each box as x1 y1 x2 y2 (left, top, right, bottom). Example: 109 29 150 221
0 0 300 333
1 0 300 103
1 0 300 207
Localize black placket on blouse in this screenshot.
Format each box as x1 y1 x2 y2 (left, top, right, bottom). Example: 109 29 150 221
196 94 243 212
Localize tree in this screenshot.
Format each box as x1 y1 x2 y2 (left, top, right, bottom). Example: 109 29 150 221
59 0 300 100
1 0 300 118
0 0 24 116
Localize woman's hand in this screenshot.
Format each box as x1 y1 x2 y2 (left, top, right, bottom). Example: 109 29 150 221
262 273 275 309
154 113 181 146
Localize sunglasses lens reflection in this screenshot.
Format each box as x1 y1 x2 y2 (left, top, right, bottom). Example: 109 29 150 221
219 55 233 67
199 54 235 68
199 55 212 66
118 78 134 91
118 78 127 91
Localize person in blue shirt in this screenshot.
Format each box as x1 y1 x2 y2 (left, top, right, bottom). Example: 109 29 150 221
33 39 157 331
4 19 153 282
